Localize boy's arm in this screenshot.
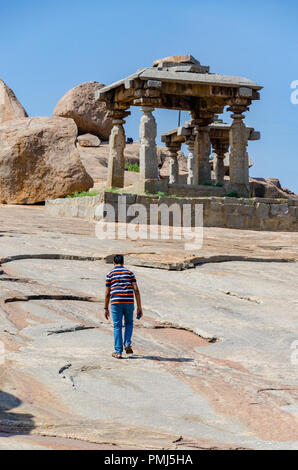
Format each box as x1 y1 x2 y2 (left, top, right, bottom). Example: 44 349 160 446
132 281 143 317
104 286 111 319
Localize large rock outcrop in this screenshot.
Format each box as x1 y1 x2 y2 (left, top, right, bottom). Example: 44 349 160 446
250 177 298 199
0 117 93 204
53 81 112 140
0 79 28 123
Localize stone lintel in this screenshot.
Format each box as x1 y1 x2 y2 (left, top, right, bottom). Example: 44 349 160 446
133 97 161 107
145 80 162 88
107 109 131 120
238 87 253 97
177 126 192 137
162 119 260 150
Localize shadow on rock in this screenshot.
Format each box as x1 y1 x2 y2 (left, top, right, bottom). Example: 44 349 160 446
128 355 194 362
0 391 35 436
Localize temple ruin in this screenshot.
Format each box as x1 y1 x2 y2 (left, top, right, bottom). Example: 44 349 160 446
161 117 260 191
96 55 262 197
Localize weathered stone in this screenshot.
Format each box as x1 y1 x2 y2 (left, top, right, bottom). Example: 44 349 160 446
256 202 269 219
0 79 28 123
276 217 291 231
107 119 125 188
214 154 225 185
168 148 179 184
139 107 158 181
270 203 289 216
194 128 211 184
0 117 93 204
238 204 255 216
186 139 195 185
210 201 224 212
289 206 298 217
77 134 101 147
54 81 113 140
225 214 246 229
288 199 298 206
228 110 250 197
204 209 224 227
224 204 240 214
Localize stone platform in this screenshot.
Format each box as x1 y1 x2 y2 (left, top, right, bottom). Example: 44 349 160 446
46 192 298 232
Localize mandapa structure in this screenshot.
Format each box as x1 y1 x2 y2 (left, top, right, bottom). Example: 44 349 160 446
96 54 262 197
161 116 260 189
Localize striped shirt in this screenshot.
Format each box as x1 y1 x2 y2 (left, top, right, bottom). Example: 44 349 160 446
106 266 136 305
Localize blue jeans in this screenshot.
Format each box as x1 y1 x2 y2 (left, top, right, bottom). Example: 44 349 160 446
111 303 134 354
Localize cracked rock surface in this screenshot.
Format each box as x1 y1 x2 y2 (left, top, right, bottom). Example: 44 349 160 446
0 205 298 449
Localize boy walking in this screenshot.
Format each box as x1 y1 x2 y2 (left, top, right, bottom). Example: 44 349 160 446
104 255 143 359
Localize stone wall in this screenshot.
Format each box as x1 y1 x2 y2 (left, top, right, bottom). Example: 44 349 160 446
45 194 103 220
45 192 298 231
167 183 226 197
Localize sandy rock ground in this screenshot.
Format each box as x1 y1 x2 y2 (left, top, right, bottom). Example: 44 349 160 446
0 204 297 449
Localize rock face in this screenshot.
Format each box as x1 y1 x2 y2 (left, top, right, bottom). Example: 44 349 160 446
0 79 28 123
250 177 298 199
53 81 113 140
77 133 101 147
1 205 298 449
0 117 93 204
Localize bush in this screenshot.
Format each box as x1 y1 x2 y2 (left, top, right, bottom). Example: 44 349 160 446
125 163 140 172
66 190 99 198
224 191 239 198
105 188 121 194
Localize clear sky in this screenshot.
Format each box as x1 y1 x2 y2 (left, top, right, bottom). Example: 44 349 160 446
1 0 298 192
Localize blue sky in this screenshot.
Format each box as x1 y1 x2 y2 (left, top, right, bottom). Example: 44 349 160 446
1 0 298 192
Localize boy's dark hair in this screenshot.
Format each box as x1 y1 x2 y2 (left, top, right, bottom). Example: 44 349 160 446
114 254 124 265
158 163 162 169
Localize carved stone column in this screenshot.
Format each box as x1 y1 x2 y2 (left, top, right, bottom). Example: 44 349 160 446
139 106 158 181
168 144 180 184
213 142 229 185
194 127 211 184
186 136 195 185
107 110 129 188
227 104 250 197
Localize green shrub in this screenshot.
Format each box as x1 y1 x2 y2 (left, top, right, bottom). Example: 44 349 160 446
105 188 121 194
66 190 99 198
224 191 239 198
125 163 140 172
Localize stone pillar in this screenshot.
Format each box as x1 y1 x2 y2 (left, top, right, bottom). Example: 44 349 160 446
213 143 228 185
139 106 158 181
107 111 128 188
194 127 211 184
168 145 180 184
228 105 250 197
186 137 195 185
